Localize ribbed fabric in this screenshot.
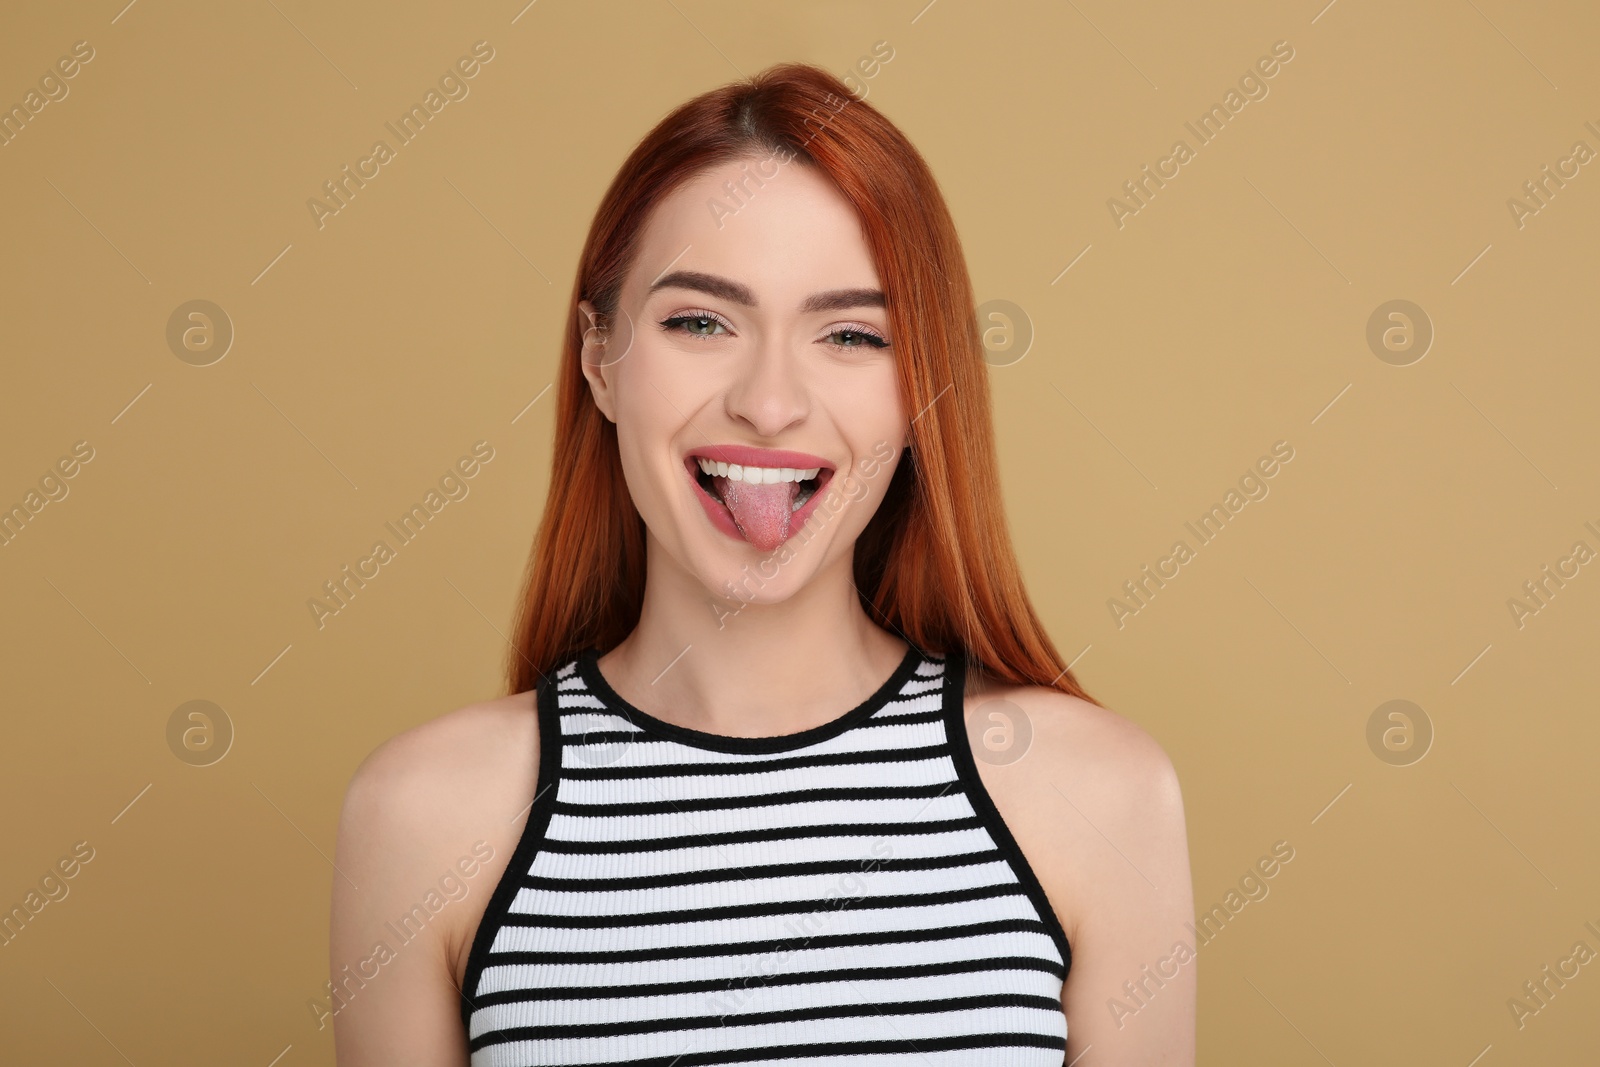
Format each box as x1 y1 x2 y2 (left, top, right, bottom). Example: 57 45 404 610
460 644 1071 1066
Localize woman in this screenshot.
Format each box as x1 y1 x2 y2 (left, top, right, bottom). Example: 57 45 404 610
331 62 1195 1066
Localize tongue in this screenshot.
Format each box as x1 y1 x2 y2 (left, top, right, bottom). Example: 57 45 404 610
713 476 800 551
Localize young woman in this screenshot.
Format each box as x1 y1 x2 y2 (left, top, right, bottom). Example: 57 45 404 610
331 63 1194 1066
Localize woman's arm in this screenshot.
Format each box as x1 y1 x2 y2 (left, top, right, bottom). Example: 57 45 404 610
329 697 538 1066
969 684 1197 1066
1052 716 1195 1064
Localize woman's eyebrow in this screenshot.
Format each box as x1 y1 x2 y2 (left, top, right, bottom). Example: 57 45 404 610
647 270 885 313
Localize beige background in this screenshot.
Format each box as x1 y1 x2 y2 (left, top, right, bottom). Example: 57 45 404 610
3 0 1597 1063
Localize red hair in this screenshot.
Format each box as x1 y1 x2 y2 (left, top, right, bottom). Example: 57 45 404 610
505 62 1099 707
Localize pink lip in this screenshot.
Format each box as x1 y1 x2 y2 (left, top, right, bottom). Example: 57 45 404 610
687 444 836 472
683 445 838 549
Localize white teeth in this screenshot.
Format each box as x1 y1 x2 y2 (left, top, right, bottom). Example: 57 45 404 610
692 458 825 484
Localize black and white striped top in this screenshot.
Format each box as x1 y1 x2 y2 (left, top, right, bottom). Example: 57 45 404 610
461 643 1071 1065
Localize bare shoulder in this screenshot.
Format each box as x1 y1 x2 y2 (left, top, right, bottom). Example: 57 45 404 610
961 667 1188 947
341 690 540 829
963 667 1182 808
330 687 541 1058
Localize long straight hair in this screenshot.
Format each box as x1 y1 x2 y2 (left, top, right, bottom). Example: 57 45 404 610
505 62 1098 707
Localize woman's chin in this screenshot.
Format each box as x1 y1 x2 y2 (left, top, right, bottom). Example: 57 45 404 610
647 507 845 614
690 547 825 615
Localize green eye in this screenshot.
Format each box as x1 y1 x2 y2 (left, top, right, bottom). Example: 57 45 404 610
660 313 731 338
826 329 889 350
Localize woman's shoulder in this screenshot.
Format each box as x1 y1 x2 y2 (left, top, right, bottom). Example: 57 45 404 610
342 689 541 818
337 688 542 890
963 666 1179 791
332 688 543 990
960 666 1188 947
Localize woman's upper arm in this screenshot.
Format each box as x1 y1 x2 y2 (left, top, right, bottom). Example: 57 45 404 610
329 727 475 1067
1049 708 1196 1066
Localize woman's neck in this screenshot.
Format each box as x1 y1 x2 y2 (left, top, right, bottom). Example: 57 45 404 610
596 539 910 737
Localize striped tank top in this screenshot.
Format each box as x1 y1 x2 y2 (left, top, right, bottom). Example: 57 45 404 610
460 643 1071 1065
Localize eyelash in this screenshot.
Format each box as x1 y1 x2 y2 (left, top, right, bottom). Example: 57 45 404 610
657 311 890 351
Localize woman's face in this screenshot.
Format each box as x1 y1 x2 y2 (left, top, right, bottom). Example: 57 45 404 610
579 155 910 611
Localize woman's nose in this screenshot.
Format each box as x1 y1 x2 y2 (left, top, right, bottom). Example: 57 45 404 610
724 342 810 437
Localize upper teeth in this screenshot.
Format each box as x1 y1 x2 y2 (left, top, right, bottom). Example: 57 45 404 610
696 458 821 483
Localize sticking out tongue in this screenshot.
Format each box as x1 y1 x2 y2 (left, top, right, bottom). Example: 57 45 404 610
713 476 800 551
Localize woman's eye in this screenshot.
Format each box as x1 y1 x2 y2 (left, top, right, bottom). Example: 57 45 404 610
658 314 887 350
659 313 730 338
824 328 889 350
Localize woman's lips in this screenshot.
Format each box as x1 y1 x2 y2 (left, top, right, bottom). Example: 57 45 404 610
689 444 834 472
683 447 837 550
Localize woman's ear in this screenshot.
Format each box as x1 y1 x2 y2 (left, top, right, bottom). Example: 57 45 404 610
577 299 618 423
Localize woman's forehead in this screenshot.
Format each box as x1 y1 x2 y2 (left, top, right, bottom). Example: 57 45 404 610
627 164 882 308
